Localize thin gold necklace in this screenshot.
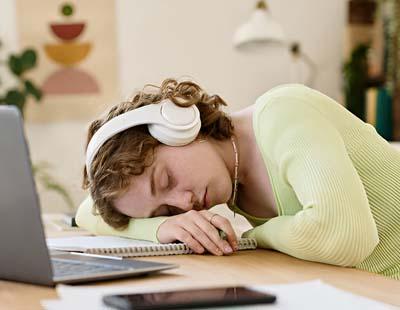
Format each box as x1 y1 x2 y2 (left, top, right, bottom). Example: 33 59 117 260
228 135 239 216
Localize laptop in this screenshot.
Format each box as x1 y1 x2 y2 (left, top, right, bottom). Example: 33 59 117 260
0 106 177 286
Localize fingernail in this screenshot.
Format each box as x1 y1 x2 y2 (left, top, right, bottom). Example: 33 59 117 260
216 249 223 255
224 246 233 253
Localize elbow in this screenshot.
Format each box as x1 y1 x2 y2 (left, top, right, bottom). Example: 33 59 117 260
74 196 99 234
74 205 86 229
295 217 379 267
320 222 379 267
342 213 380 266
343 224 379 266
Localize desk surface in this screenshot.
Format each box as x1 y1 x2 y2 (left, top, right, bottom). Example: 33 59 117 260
1 221 400 309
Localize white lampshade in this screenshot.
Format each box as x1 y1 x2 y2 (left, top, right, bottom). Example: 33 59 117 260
233 1 286 48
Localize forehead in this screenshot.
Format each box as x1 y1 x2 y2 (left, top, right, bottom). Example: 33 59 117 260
113 164 154 215
155 142 200 160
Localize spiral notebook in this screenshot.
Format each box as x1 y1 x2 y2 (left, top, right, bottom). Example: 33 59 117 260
46 236 257 258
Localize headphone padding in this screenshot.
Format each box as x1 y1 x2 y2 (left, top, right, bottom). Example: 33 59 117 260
148 121 201 146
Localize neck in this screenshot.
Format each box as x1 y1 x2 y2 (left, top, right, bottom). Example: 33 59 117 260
209 138 238 183
230 107 255 186
210 109 253 187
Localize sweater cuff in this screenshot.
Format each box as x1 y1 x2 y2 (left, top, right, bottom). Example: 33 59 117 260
98 216 169 243
120 216 169 243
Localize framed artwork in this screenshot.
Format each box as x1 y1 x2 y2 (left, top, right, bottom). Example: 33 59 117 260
16 0 119 122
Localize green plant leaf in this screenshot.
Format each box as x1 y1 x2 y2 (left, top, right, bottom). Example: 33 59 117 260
24 79 43 101
8 55 23 76
40 178 75 212
32 162 75 212
21 49 37 71
5 89 26 110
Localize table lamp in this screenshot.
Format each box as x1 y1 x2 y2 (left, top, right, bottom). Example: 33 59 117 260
233 0 317 87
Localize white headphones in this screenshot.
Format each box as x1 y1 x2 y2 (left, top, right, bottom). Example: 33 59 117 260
85 99 201 177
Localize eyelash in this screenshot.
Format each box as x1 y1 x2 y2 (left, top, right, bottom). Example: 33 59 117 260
166 172 173 189
155 171 174 216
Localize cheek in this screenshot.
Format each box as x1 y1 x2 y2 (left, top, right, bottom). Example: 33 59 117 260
166 145 226 183
208 171 233 205
113 190 146 218
113 196 133 217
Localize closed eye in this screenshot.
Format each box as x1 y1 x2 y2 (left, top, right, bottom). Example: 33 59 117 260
165 170 175 190
167 174 173 189
160 169 171 190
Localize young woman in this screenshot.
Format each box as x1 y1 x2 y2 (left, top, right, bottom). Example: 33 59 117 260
76 79 400 280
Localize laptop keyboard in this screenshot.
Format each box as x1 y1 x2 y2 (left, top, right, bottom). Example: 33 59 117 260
52 258 128 278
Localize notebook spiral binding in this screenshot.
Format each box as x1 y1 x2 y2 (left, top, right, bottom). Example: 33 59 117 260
86 238 257 257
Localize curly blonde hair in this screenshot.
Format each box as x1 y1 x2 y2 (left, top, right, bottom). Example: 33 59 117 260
82 78 235 229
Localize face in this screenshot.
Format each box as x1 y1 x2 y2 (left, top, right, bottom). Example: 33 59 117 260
113 139 233 218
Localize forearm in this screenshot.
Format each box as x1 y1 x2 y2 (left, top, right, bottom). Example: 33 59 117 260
243 212 379 267
75 195 168 243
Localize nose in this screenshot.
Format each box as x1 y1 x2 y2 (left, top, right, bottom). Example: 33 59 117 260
165 190 196 212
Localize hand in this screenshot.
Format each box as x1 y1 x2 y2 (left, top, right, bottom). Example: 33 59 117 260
156 210 238 256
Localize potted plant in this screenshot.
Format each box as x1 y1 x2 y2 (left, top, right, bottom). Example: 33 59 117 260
343 43 370 121
0 40 75 212
0 41 42 116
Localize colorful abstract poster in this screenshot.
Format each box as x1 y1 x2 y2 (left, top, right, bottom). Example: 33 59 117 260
16 0 118 121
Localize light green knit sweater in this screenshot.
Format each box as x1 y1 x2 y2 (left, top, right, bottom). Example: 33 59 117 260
76 84 400 279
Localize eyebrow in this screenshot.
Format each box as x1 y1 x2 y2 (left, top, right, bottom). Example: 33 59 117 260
150 166 156 197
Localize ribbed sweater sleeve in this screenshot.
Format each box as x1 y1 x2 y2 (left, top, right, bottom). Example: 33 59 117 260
243 98 379 266
75 195 168 243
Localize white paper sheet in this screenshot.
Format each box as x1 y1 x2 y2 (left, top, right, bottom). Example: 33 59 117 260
46 236 156 251
40 280 396 310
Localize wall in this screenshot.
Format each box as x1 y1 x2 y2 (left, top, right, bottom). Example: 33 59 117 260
1 0 347 212
0 0 18 93
116 0 346 105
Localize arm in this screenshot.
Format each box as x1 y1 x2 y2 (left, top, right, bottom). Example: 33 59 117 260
243 99 379 266
76 196 238 255
75 195 168 243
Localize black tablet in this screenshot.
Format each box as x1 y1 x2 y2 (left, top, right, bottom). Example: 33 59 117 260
103 286 276 309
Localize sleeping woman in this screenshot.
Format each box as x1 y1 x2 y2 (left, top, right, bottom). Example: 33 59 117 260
76 78 400 280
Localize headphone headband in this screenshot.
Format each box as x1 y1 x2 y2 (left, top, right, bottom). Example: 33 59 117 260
85 99 201 178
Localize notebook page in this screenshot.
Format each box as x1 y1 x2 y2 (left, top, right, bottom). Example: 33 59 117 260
47 236 161 251
47 235 257 257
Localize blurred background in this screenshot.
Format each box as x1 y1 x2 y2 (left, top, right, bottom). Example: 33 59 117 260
0 0 399 215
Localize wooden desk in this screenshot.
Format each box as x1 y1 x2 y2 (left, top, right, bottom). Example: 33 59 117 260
1 223 400 309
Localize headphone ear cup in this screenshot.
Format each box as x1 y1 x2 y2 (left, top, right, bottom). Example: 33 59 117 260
148 101 202 146
148 121 201 146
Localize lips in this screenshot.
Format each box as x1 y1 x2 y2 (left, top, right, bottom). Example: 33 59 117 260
202 188 208 209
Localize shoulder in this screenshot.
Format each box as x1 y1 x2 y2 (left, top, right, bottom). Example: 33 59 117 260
254 83 316 113
252 85 343 161
252 84 319 140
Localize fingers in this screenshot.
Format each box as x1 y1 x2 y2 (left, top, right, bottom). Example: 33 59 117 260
174 228 205 254
190 212 234 255
182 221 225 256
157 210 238 256
158 213 205 253
199 210 238 251
209 214 239 251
